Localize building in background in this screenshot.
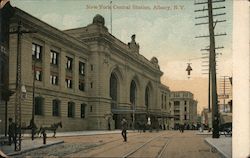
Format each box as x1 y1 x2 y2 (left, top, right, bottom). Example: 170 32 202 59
0 6 198 133
170 91 197 130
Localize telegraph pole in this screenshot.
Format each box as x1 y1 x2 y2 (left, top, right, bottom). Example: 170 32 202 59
195 0 226 138
14 21 22 151
10 21 36 150
208 0 219 138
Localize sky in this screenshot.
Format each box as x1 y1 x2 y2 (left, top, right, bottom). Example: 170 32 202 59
11 0 233 113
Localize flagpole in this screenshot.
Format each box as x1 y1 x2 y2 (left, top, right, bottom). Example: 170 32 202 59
110 1 112 34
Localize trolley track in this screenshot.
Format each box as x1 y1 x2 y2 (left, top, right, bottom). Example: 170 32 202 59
82 131 175 158
122 133 175 158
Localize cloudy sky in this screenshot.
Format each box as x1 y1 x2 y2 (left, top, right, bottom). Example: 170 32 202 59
11 0 233 113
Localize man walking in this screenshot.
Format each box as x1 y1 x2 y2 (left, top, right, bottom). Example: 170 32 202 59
121 117 127 142
8 118 16 145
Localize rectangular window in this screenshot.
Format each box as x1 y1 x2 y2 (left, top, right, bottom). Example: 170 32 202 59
32 43 42 60
35 70 42 81
35 97 43 115
52 100 60 116
174 101 180 106
79 62 85 75
184 115 187 120
91 64 93 71
50 74 58 85
66 78 72 88
184 101 187 105
81 104 86 118
66 56 73 70
185 107 187 112
68 102 75 118
90 82 93 88
79 81 85 91
161 94 163 109
50 51 59 65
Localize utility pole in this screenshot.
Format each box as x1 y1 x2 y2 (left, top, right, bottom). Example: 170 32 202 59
194 0 226 138
14 21 22 151
10 21 36 151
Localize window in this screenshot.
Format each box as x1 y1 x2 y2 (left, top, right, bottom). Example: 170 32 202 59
174 115 180 120
90 106 93 112
50 74 58 85
35 97 43 115
66 56 73 70
184 107 187 112
52 99 60 116
91 64 93 71
79 62 85 75
184 101 187 105
32 43 42 60
0 60 4 86
66 78 72 88
174 101 180 106
35 70 42 81
184 115 187 120
79 81 85 91
68 102 75 118
50 51 59 65
161 94 164 109
90 82 93 88
81 104 86 118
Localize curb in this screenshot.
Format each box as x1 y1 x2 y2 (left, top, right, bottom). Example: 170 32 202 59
7 140 64 156
204 138 229 158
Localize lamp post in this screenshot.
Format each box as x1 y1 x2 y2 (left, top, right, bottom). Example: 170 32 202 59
132 102 135 130
31 59 36 140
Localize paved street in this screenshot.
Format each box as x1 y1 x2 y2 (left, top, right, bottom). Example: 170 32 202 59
11 130 221 158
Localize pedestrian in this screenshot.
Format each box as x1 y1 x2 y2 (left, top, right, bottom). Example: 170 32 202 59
108 118 111 130
121 117 127 142
8 117 16 145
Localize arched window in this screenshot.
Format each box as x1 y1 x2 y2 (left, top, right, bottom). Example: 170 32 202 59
110 73 118 108
145 86 150 110
110 73 118 101
130 80 136 105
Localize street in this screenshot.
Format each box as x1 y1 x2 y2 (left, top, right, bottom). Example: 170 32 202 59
16 130 220 158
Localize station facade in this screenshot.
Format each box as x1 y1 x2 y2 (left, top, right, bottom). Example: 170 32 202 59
0 6 197 133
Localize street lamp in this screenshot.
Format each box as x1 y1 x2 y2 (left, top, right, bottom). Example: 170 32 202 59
31 59 36 140
132 102 135 130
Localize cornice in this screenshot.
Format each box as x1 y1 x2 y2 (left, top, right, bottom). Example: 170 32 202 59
12 8 90 54
80 32 163 76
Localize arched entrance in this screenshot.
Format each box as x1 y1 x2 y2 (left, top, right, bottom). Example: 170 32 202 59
110 72 118 128
130 80 137 129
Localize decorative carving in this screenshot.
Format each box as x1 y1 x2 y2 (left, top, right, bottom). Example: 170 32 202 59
150 57 160 69
128 34 139 54
93 14 105 26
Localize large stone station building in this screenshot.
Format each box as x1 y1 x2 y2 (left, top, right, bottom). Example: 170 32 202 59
0 5 197 133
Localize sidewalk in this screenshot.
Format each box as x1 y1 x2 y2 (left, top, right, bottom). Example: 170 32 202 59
205 137 232 158
0 130 130 156
0 138 64 156
196 130 212 135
